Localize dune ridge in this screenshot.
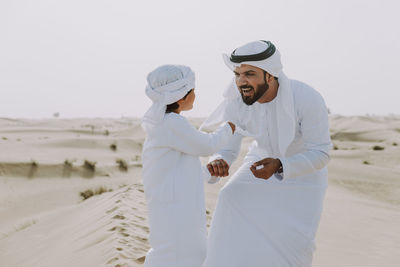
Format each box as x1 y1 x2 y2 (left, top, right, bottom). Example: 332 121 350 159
0 185 149 267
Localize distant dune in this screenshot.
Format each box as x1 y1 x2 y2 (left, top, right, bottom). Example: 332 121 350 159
0 116 399 266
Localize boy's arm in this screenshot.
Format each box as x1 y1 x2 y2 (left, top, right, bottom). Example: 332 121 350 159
167 116 235 157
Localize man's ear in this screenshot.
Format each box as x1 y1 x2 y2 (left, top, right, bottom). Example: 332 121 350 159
265 72 273 83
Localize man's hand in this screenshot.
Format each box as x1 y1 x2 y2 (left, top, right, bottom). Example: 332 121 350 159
227 122 236 134
207 159 230 177
250 158 281 180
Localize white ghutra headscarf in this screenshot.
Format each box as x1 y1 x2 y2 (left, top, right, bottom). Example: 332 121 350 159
142 65 195 132
201 40 296 156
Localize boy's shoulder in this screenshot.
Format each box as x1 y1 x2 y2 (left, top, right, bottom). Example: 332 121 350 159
164 112 184 122
163 112 190 128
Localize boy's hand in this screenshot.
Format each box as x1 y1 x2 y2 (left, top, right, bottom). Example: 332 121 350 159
207 159 229 177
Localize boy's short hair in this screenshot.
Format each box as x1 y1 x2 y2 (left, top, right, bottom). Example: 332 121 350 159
166 89 193 113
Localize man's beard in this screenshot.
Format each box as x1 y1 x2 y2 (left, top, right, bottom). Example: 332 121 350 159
240 82 269 105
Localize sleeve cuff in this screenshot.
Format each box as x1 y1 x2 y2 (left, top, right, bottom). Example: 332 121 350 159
202 166 221 184
221 121 234 135
274 173 284 181
276 157 289 180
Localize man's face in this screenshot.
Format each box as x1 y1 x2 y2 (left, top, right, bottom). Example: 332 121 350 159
233 64 268 105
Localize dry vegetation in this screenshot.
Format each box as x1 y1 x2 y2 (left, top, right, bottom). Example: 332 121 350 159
64 160 73 168
110 143 117 151
80 186 113 200
116 159 128 172
83 160 96 172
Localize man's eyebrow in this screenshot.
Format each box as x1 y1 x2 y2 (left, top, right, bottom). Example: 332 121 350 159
245 70 256 73
234 70 256 75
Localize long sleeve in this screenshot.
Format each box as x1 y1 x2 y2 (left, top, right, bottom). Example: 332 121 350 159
209 133 243 166
278 91 332 179
166 115 234 157
206 99 244 166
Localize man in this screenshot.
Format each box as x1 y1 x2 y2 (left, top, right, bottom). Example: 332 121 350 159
202 40 331 267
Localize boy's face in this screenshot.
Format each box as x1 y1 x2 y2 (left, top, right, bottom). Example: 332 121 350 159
178 89 195 111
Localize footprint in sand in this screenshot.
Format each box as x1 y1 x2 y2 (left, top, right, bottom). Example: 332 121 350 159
108 226 126 232
106 206 119 214
135 215 145 220
135 236 147 242
106 257 119 264
112 215 125 220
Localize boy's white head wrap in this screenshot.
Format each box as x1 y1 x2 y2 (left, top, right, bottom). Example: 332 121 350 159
142 65 195 132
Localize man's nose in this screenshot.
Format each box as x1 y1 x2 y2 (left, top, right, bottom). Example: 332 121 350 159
236 75 248 86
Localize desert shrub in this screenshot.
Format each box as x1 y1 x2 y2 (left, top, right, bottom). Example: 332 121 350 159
372 145 385 151
62 159 74 177
333 145 339 150
116 159 128 172
80 186 112 200
64 160 73 168
393 142 398 146
110 143 117 151
28 160 38 178
83 160 96 171
363 160 370 165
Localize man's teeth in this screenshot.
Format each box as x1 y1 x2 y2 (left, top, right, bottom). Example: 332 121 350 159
242 88 252 92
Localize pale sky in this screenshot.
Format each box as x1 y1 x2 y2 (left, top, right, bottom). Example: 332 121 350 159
1 0 399 118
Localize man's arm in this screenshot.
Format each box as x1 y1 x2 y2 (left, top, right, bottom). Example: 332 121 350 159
207 133 243 177
203 97 244 177
250 88 331 180
278 89 331 179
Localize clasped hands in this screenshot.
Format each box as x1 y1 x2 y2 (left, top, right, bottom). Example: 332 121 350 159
207 157 281 180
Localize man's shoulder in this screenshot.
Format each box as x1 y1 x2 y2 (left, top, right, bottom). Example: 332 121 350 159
290 79 324 102
290 79 317 93
289 79 327 117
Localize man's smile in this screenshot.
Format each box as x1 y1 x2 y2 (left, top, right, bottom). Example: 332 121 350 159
241 87 254 96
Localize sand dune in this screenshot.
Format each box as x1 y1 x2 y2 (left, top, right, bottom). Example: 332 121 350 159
1 184 149 267
0 116 399 266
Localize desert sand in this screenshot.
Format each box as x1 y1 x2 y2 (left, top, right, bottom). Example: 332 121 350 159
0 115 399 267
